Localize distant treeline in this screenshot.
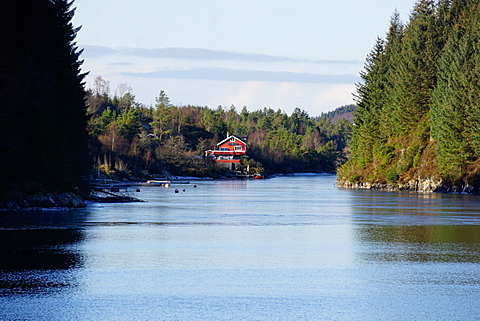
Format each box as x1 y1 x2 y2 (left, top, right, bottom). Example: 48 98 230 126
319 104 356 124
86 78 352 178
0 0 353 202
339 0 480 189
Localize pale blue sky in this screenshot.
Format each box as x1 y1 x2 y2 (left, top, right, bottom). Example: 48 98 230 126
73 0 414 115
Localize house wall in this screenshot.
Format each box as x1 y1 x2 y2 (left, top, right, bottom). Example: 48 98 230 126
216 159 240 170
205 136 247 171
218 138 246 152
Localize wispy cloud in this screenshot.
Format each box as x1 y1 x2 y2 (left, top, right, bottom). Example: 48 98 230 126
109 62 133 66
81 45 359 65
121 67 360 84
82 45 116 58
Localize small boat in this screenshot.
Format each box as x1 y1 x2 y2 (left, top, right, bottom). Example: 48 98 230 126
145 180 172 186
254 174 264 179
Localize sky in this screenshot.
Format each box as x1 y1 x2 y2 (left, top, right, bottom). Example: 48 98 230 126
72 0 415 116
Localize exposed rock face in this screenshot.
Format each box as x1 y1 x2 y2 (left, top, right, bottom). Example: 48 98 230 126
0 193 85 211
336 180 398 192
336 178 480 194
398 177 444 192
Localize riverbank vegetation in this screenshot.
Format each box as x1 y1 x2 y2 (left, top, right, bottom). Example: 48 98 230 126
0 0 353 208
338 0 480 192
86 80 353 179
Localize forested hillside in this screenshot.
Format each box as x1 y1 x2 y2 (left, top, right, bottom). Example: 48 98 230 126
0 0 353 208
319 104 356 124
86 79 352 178
338 0 480 192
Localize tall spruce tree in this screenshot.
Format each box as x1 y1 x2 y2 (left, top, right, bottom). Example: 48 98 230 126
431 32 471 177
380 10 405 137
339 0 480 188
390 0 439 134
431 1 473 178
344 12 405 178
0 0 89 198
350 38 387 168
461 3 480 159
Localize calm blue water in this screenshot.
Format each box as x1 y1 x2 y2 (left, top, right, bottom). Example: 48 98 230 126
1 175 479 320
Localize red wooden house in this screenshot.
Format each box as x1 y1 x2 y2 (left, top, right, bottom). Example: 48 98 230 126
205 135 247 170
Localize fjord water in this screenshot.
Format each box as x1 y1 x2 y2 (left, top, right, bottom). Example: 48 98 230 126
1 175 479 320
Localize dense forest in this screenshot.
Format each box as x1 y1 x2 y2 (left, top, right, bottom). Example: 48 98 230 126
86 77 353 179
0 0 353 207
338 0 480 192
0 0 89 202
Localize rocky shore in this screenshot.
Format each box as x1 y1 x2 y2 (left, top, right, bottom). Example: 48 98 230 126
0 192 86 211
336 178 480 194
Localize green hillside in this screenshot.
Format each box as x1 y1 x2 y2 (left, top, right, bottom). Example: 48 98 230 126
338 0 480 192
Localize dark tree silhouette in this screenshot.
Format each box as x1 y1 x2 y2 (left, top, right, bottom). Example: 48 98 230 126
0 0 90 198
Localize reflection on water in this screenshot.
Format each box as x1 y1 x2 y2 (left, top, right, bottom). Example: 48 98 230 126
0 176 480 320
357 224 480 245
355 225 480 263
0 229 84 270
349 189 480 225
348 188 480 264
0 212 85 295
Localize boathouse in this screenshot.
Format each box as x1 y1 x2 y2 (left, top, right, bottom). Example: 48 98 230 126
205 135 247 170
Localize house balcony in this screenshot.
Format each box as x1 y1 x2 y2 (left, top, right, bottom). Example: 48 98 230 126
205 150 246 157
215 159 241 163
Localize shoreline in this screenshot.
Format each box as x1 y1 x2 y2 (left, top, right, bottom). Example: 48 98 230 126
3 174 478 211
336 179 480 194
0 192 86 212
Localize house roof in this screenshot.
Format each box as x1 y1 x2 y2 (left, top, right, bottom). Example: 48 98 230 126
216 135 248 146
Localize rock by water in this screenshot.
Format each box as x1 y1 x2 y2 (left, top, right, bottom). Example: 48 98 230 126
0 192 85 211
336 178 480 194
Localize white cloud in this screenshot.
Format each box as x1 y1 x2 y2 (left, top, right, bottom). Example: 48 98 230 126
82 45 360 65
216 82 355 115
225 82 268 109
80 46 359 115
121 68 359 84
313 84 356 110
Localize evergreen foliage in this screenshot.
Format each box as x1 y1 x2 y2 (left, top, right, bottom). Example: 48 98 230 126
339 0 480 189
0 0 89 198
319 104 356 123
85 89 352 178
0 0 353 192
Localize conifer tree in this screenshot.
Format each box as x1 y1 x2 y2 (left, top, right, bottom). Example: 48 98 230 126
390 0 439 134
0 0 89 198
431 0 480 178
339 0 480 188
380 10 405 137
349 38 387 167
461 3 480 157
431 26 472 177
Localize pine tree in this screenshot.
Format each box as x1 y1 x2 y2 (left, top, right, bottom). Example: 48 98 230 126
461 3 480 158
0 0 89 198
339 0 480 188
431 0 480 179
431 25 472 177
390 0 439 134
381 10 405 137
350 38 387 167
